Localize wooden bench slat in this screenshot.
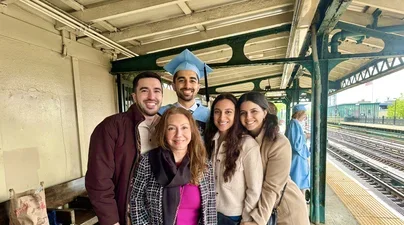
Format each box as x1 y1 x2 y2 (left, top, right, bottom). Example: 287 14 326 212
45 177 86 208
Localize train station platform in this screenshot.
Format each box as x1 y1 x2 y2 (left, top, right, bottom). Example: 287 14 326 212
325 159 404 225
329 121 404 133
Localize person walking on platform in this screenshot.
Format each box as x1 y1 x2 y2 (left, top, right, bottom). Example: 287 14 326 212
159 49 213 135
285 104 311 199
85 72 163 225
204 93 263 225
237 92 309 225
130 107 216 225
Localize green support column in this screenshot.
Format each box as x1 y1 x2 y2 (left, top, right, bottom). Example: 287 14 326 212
284 92 292 127
116 74 124 113
293 79 300 104
286 100 291 127
309 30 329 224
309 30 343 224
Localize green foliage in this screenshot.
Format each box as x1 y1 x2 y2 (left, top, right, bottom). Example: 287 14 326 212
387 94 404 118
274 103 286 111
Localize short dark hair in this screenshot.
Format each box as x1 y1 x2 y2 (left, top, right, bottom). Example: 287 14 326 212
173 70 199 84
132 71 162 92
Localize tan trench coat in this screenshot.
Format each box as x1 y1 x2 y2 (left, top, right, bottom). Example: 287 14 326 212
250 130 310 225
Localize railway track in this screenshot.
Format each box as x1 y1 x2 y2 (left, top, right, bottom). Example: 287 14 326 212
328 123 404 140
328 145 404 209
326 127 404 211
328 129 404 171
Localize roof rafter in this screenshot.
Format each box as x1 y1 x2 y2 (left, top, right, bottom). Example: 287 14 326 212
340 10 404 27
126 12 292 55
209 65 284 81
107 0 294 42
354 0 404 15
61 0 84 11
280 0 319 88
70 0 183 22
201 73 284 94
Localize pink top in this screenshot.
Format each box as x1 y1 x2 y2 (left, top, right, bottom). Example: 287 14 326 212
176 184 201 225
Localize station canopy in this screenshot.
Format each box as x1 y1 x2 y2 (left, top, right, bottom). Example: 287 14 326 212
15 0 404 101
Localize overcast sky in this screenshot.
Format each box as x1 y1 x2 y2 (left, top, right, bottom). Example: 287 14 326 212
334 69 404 105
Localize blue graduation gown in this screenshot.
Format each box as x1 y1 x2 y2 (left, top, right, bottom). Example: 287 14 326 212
158 103 210 134
285 119 310 189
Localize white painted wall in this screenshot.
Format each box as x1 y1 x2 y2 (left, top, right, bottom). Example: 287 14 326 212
0 4 116 202
0 3 178 203
163 88 178 105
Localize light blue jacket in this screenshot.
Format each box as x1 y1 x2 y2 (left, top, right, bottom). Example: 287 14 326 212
285 119 310 189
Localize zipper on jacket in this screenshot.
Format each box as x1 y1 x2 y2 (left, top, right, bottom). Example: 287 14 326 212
125 118 144 224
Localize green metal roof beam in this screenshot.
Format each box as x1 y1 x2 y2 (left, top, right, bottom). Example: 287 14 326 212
287 0 353 87
200 74 313 95
199 74 283 95
335 22 404 52
213 88 310 95
286 15 314 88
111 24 292 73
329 81 340 89
329 56 404 95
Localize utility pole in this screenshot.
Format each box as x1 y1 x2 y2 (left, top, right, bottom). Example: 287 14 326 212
394 99 397 125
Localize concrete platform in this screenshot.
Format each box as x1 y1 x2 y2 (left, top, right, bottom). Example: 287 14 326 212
337 121 404 132
324 184 359 225
325 160 404 225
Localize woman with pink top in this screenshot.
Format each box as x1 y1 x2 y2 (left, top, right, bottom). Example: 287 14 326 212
130 107 216 225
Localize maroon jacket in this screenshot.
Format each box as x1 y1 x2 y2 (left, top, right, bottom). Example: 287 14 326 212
85 104 144 225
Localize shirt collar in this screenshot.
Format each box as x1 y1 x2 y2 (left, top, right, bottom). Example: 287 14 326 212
212 132 220 140
255 128 265 145
175 101 198 112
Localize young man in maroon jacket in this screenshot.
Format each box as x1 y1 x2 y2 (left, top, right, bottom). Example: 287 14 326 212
85 71 163 225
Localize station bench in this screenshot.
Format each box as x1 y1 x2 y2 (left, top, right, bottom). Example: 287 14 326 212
0 177 98 225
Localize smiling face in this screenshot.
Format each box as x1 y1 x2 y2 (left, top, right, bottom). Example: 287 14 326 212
132 77 162 117
165 113 192 152
239 101 267 136
172 70 200 103
213 99 235 136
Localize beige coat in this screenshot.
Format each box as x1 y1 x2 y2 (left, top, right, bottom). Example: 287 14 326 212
250 130 309 225
212 133 263 222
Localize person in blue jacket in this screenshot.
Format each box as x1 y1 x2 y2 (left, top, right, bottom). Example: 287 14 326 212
285 104 310 198
159 49 213 135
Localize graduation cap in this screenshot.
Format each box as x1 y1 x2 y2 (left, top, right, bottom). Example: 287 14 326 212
164 49 213 103
292 104 307 114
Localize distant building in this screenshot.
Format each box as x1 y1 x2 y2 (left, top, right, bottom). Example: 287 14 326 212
328 102 380 119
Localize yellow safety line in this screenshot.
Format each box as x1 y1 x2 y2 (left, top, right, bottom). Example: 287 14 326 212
326 161 404 225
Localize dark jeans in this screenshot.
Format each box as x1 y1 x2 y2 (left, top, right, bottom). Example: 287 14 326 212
217 212 241 225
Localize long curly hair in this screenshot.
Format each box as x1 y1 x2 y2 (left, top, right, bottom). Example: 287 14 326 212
155 107 207 184
204 93 243 182
236 92 279 141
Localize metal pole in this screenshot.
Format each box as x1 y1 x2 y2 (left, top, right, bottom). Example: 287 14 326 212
394 99 397 125
117 74 124 113
286 101 291 122
294 79 300 104
310 25 324 224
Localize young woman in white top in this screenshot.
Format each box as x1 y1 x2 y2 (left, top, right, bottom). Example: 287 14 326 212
205 93 263 224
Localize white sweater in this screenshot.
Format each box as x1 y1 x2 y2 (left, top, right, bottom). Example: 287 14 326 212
212 133 263 222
